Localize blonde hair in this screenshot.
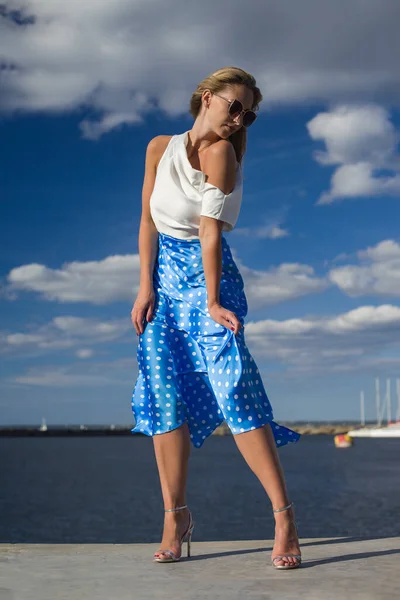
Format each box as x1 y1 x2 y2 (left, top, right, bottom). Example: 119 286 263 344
189 66 263 164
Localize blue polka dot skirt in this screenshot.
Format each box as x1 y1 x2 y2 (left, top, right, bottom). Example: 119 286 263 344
131 232 301 449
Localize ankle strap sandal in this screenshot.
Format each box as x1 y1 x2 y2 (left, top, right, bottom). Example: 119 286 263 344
153 505 194 563
271 500 302 570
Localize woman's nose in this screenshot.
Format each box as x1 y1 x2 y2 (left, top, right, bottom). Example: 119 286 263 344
233 112 244 126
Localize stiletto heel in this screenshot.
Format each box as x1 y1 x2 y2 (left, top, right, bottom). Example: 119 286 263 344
271 501 302 570
153 504 194 563
186 521 194 558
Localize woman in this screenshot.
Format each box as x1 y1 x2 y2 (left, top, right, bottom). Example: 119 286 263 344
130 66 302 570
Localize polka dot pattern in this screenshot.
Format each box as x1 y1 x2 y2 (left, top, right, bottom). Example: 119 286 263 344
131 232 301 449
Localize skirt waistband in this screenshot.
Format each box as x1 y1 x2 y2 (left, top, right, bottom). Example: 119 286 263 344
158 231 228 246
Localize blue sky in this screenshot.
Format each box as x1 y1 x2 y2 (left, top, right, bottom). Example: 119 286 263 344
1 1 400 426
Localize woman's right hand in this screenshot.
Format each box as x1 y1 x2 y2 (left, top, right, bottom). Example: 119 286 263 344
131 286 155 335
208 302 243 336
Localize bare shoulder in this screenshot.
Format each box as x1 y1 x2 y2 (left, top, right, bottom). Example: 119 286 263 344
147 135 174 169
208 138 236 159
204 139 238 195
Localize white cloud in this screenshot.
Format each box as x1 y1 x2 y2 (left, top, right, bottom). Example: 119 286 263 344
236 259 327 308
1 315 131 356
7 333 47 346
76 348 94 359
7 255 140 304
329 239 400 297
1 1 400 136
267 226 290 239
245 304 400 373
8 356 136 387
233 224 289 239
233 206 291 240
307 104 400 204
12 367 127 387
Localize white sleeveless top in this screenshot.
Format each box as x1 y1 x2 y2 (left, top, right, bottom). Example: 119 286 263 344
150 130 243 240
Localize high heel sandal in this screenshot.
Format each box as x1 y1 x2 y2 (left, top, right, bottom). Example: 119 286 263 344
271 501 302 570
153 504 195 563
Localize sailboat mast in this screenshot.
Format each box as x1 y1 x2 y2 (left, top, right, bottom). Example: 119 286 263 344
386 378 391 425
360 390 365 426
375 377 381 427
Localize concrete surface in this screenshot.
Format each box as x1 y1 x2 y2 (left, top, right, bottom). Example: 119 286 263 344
0 537 399 600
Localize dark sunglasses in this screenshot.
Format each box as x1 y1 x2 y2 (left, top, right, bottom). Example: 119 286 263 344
213 93 257 128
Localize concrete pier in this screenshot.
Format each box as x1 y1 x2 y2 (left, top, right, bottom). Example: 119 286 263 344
1 537 399 599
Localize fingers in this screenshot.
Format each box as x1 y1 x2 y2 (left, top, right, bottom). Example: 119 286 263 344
131 305 154 336
131 309 145 335
224 312 242 336
209 305 242 336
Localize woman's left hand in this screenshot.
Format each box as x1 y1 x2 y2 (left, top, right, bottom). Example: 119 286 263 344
208 302 243 336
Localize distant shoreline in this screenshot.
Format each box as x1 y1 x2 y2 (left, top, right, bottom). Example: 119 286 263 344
0 422 372 437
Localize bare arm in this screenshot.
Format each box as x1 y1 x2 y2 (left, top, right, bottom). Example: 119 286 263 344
199 140 242 335
138 137 161 289
131 135 171 335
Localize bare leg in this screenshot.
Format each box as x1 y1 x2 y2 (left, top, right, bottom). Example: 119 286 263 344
152 422 191 559
233 423 301 567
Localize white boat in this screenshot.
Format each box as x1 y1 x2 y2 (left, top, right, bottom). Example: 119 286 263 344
39 417 47 432
347 378 400 438
348 422 400 438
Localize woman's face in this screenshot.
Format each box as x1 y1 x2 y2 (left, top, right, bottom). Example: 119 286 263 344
206 84 254 137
